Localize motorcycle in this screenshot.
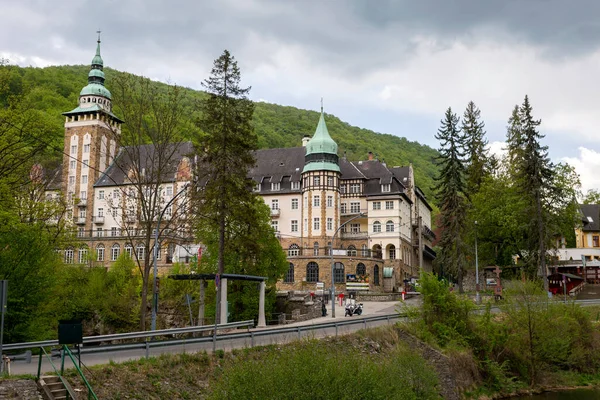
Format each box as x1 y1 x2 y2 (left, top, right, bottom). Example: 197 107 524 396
344 301 363 317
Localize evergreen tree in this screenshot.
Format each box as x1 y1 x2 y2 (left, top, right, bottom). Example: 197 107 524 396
517 96 554 291
506 104 524 172
195 50 259 323
462 101 488 194
434 108 468 292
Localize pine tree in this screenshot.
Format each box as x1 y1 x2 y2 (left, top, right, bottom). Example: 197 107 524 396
195 50 259 323
434 107 468 292
506 104 524 173
462 101 488 194
518 95 553 291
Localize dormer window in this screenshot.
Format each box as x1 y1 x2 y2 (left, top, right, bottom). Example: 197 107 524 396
254 183 261 192
291 181 300 190
271 182 280 191
382 184 391 193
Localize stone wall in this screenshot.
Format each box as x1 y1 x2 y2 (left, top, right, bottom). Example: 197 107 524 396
275 291 326 324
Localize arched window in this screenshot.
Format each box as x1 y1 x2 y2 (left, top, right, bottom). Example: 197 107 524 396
361 244 368 257
306 262 319 282
347 245 357 257
373 221 381 233
325 242 331 256
124 243 133 258
111 244 120 261
64 247 74 264
372 244 382 259
356 263 366 276
284 263 294 283
388 244 396 260
334 262 345 283
78 246 88 264
386 220 394 232
288 244 300 257
136 244 145 261
313 242 319 256
374 265 380 285
97 244 105 262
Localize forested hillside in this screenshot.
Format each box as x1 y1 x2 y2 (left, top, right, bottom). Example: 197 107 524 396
1 64 439 202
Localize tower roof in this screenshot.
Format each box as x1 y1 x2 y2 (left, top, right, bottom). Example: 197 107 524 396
302 107 340 173
79 33 111 100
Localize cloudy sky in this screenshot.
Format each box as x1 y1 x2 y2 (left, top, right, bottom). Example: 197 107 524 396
2 0 600 193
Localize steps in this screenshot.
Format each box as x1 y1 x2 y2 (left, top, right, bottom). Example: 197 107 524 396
38 376 76 400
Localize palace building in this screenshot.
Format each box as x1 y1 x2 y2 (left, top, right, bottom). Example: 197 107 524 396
45 38 435 293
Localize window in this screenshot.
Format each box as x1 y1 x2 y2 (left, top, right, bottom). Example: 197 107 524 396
327 218 333 231
166 186 173 196
99 190 104 199
96 208 103 218
96 228 103 237
112 208 117 218
291 220 298 232
125 244 133 258
271 182 280 191
291 181 300 190
113 189 120 198
71 145 77 154
111 244 120 261
350 183 360 194
313 242 319 256
83 144 90 153
69 176 75 185
313 195 320 207
341 203 347 214
97 245 105 261
347 246 357 257
111 227 118 237
313 217 320 231
254 183 260 192
78 247 88 263
80 191 87 200
386 220 394 232
304 218 308 231
136 245 145 261
350 202 360 213
327 176 334 186
381 184 391 193
284 263 295 283
361 244 368 257
385 201 394 210
389 245 396 260
64 248 74 264
165 206 172 218
334 262 345 283
291 198 299 210
350 223 360 233
82 159 88 167
356 263 366 276
271 220 279 232
288 244 300 257
313 176 320 186
340 184 347 194
77 227 85 238
79 209 86 218
306 262 319 282
594 236 599 247
70 160 76 170
327 195 333 207
81 175 88 184
271 199 279 210
373 221 381 233
373 201 381 210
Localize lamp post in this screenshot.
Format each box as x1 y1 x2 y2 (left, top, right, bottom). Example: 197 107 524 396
475 220 480 305
330 212 366 318
151 183 190 331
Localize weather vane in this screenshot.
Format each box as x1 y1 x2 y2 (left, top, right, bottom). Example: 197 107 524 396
97 30 101 43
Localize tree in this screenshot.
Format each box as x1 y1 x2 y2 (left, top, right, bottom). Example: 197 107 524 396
582 189 600 205
434 108 468 292
107 74 192 330
462 101 489 194
194 50 261 323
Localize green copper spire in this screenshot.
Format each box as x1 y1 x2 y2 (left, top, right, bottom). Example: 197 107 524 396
79 32 111 100
302 102 340 173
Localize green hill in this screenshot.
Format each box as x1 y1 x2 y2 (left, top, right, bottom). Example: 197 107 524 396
1 64 439 203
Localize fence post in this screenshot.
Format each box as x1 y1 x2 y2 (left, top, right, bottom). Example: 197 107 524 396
297 327 301 339
335 322 338 337
145 341 150 359
364 319 367 330
250 331 255 347
37 349 42 379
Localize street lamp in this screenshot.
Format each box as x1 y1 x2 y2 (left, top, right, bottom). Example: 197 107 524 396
330 212 366 318
151 183 190 331
475 220 480 305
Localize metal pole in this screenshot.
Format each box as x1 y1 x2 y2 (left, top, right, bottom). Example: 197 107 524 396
331 212 366 318
151 184 189 331
0 280 6 374
475 221 480 304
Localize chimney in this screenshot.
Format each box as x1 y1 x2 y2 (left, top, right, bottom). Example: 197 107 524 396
368 151 373 160
302 135 311 147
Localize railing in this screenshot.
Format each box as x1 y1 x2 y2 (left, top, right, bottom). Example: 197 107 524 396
270 209 280 217
70 228 193 241
93 215 104 224
37 346 78 400
62 345 98 400
287 247 382 259
340 231 368 239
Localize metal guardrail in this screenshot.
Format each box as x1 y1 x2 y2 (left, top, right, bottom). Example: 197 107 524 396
4 320 254 352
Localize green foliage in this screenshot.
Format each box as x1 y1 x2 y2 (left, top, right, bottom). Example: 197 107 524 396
207 340 439 400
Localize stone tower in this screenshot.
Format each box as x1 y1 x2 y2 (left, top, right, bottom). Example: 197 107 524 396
61 35 123 236
301 107 340 252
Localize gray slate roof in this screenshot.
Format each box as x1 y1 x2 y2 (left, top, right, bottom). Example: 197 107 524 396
580 204 600 232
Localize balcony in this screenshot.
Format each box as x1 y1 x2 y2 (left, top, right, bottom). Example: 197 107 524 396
94 216 105 224
76 217 86 225
270 209 280 217
340 231 368 240
125 215 136 223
